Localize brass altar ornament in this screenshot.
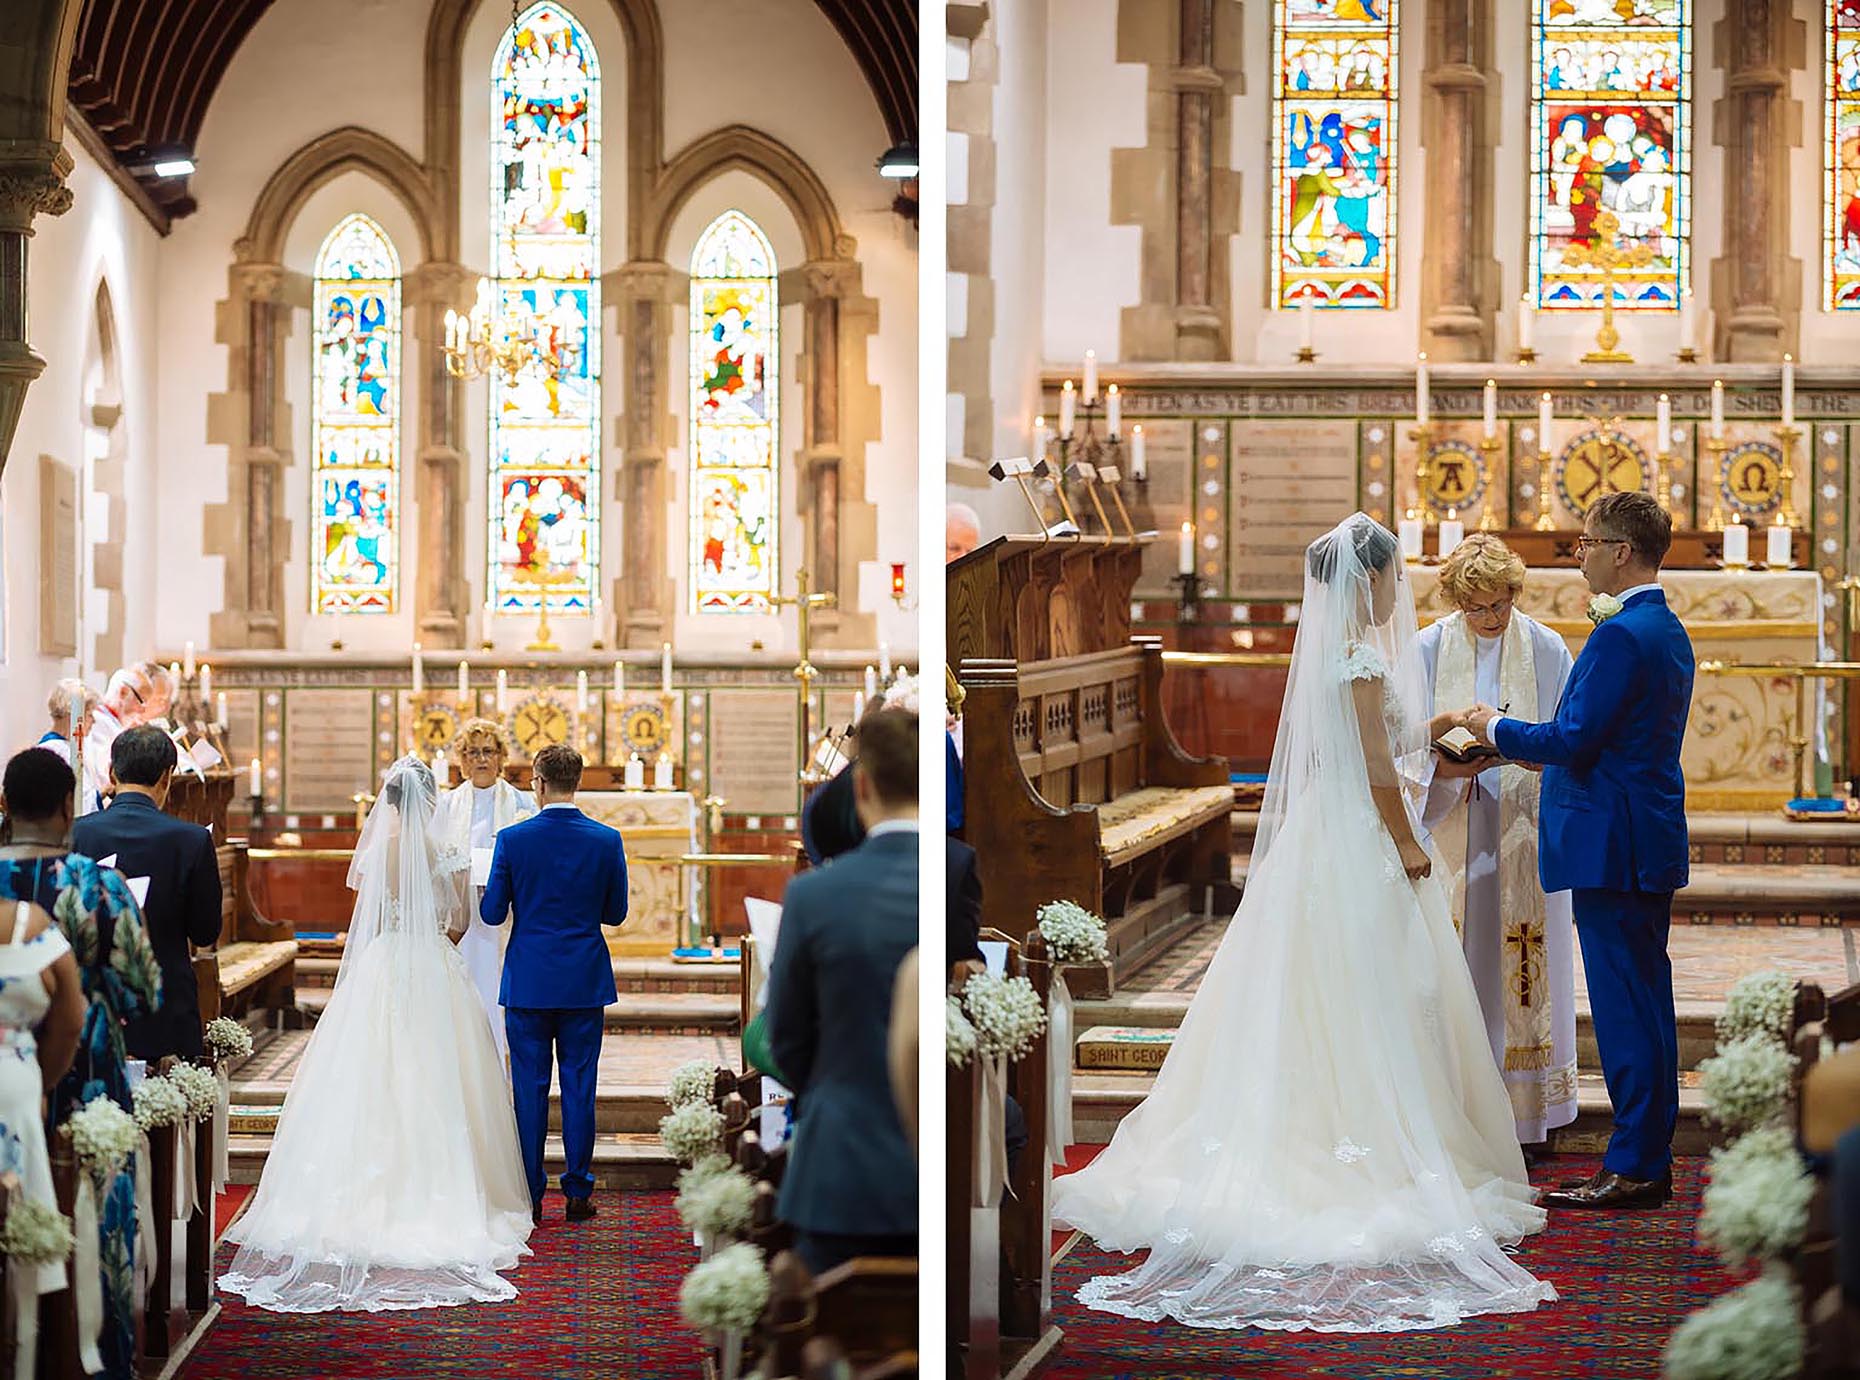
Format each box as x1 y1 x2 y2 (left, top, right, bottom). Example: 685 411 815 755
1561 211 1655 365
772 566 837 786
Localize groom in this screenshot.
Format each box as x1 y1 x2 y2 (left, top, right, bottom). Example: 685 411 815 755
480 744 628 1224
1465 490 1693 1211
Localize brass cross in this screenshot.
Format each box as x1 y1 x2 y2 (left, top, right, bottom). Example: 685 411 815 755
772 567 838 782
1561 210 1656 364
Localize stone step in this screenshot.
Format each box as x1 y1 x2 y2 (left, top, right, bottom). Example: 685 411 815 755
1070 1069 1717 1156
291 953 741 996
291 985 741 1033
227 1130 679 1190
229 1083 682 1136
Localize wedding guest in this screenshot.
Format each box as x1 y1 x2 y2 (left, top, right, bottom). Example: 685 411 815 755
888 946 919 1149
71 725 223 1061
0 747 161 1380
1417 533 1578 1158
767 708 918 1274
946 501 981 563
39 677 99 755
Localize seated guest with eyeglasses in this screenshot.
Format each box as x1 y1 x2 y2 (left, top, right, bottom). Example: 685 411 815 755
1416 533 1580 1164
433 719 536 1062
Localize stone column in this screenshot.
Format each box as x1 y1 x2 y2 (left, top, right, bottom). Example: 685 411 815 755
406 262 472 646
1712 0 1804 362
1420 0 1494 362
237 261 288 649
800 259 858 611
1172 0 1223 360
0 144 72 480
613 260 680 647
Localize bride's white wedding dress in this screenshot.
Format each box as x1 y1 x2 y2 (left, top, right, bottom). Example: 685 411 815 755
220 756 534 1313
1052 513 1556 1333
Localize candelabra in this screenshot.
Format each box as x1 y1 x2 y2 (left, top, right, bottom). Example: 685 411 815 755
1535 451 1556 532
1477 435 1504 531
1654 449 1674 515
1174 571 1204 623
1408 423 1437 528
442 275 538 384
1051 394 1131 538
1772 424 1802 529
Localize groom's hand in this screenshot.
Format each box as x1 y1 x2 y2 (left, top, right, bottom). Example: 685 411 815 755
1465 703 1501 741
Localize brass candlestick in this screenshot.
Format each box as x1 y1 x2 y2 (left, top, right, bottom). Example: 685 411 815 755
1535 451 1556 531
1477 435 1504 531
1703 435 1729 531
1654 451 1674 515
1773 424 1802 529
1408 422 1436 527
772 566 836 786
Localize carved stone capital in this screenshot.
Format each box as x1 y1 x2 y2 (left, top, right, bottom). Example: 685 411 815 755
231 260 288 303
0 147 73 234
798 259 860 301
405 260 480 306
611 258 682 303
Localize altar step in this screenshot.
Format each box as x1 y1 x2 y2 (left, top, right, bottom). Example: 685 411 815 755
226 1131 680 1191
227 1083 692 1137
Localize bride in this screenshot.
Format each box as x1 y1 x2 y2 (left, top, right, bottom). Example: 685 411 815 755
220 756 534 1312
1052 513 1556 1333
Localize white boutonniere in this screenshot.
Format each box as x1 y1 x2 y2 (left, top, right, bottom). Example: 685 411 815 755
1586 593 1624 626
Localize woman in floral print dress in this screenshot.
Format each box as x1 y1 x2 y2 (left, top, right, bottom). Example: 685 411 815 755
0 747 163 1380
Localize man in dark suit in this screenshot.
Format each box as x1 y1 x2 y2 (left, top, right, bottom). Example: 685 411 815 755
767 707 918 1276
480 744 628 1225
71 725 222 1060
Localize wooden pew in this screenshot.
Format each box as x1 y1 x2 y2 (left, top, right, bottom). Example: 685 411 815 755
142 1084 182 1364
1000 931 1061 1377
37 1129 81 1380
763 1250 917 1379
185 1061 216 1316
1796 981 1860 1379
207 841 299 1026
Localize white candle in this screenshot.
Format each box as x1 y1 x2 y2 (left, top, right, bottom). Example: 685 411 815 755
613 661 625 697
576 670 589 715
1538 392 1554 446
625 753 645 790
660 642 672 694
69 687 87 732
852 690 866 723
1711 379 1725 439
216 692 228 729
248 758 262 796
1106 384 1121 437
1518 294 1535 353
1781 354 1795 430
1678 290 1696 353
411 644 423 694
1178 522 1195 574
1130 426 1147 480
1438 509 1465 560
457 660 470 699
183 642 196 679
654 753 674 790
1398 511 1424 561
1656 394 1672 451
878 642 891 679
1482 379 1498 440
1059 380 1077 438
198 664 211 705
169 661 181 693
1415 353 1430 426
1033 415 1049 462
496 669 509 713
1083 351 1098 404
1299 298 1315 353
864 664 878 698
1722 521 1750 567
1766 524 1793 568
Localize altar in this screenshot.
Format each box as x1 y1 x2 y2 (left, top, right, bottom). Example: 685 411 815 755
574 790 700 957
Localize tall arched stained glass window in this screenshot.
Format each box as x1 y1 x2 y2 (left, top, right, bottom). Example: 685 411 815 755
312 213 400 614
489 3 599 613
1826 0 1860 308
1530 0 1690 310
689 211 779 614
1270 0 1398 310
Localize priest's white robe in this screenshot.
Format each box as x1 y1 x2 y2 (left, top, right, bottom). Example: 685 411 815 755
1418 610 1579 1143
434 778 536 1063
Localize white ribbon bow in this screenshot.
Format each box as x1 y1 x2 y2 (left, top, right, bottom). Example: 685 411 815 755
1046 974 1076 1166
73 1174 104 1375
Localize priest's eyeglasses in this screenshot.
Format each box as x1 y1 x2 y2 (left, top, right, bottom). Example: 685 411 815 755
462 746 502 761
1462 596 1513 624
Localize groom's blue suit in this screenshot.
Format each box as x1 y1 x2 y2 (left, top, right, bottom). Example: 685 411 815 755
1493 586 1693 1180
481 804 627 1207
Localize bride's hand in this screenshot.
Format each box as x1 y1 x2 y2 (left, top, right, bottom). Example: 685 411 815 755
1428 709 1468 741
1398 836 1432 880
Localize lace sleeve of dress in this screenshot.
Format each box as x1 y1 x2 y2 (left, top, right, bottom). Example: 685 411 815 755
1339 641 1389 683
433 842 470 877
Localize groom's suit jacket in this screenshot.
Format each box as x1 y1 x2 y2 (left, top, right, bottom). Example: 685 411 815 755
479 805 626 1008
1492 587 1693 894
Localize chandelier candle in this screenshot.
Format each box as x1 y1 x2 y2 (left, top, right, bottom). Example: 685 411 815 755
1059 380 1077 438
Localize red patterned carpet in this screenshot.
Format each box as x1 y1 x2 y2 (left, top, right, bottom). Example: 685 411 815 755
1043 1150 1743 1379
179 1191 704 1379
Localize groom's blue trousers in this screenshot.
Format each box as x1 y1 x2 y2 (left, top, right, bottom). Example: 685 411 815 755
506 1006 604 1205
1572 888 1678 1181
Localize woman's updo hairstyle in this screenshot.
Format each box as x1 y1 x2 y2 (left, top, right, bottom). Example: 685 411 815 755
1306 518 1399 584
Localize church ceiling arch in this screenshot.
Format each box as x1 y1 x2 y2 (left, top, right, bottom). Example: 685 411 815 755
643 125 850 267
809 0 916 148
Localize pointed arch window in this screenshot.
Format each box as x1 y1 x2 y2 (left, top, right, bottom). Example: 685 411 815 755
489 2 600 613
312 213 401 614
1826 0 1860 308
689 211 779 614
1529 0 1691 310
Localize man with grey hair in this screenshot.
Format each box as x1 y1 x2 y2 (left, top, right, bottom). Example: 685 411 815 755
946 500 981 563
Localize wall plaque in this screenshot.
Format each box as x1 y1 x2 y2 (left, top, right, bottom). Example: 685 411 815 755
283 689 378 814
38 456 77 658
1228 419 1360 598
707 689 802 816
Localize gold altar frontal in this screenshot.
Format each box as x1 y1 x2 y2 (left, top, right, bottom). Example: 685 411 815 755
1410 566 1829 812
573 790 699 956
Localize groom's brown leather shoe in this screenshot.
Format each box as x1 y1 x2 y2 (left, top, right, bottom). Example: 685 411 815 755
1542 1170 1672 1210
566 1197 597 1222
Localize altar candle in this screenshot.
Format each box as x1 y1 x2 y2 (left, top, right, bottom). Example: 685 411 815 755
1438 509 1464 560
1130 426 1147 479
576 670 589 715
1679 290 1696 354
248 758 262 796
1722 521 1750 567
1083 351 1099 404
879 642 891 679
1106 384 1121 437
457 660 470 699
183 642 196 679
654 753 674 791
411 644 423 694
864 664 878 699
1711 379 1725 439
169 662 181 693
1299 298 1315 354
1398 510 1424 561
613 661 625 697
1059 380 1077 438
1656 393 1672 451
198 664 211 705
496 669 509 712
1178 521 1195 574
1781 354 1795 429
852 690 866 723
1482 379 1498 440
1538 392 1554 446
625 753 645 790
1415 353 1430 426
1517 294 1535 353
661 643 673 694
216 692 228 730
1767 523 1793 568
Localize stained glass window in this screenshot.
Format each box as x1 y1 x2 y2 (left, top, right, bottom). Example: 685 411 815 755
1270 0 1398 310
1530 0 1691 310
312 213 400 615
689 211 779 614
1826 0 1860 308
489 3 600 613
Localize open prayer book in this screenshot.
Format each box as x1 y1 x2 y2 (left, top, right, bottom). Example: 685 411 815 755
1433 724 1501 765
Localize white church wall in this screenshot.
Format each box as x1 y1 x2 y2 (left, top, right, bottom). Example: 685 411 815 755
2 141 163 750
992 0 1051 462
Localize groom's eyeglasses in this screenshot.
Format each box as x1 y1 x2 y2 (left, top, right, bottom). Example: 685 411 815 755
1574 535 1628 557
